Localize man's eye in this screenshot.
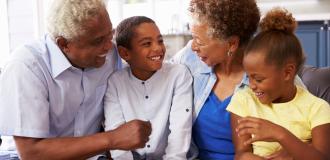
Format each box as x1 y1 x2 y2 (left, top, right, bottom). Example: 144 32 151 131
92 38 103 45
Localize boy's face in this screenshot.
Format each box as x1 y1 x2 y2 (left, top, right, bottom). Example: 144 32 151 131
125 22 166 80
243 52 289 104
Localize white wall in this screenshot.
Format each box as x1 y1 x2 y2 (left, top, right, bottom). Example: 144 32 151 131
7 0 36 51
0 0 10 67
257 0 330 21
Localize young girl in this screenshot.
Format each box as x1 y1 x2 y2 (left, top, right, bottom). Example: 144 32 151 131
227 8 330 160
103 16 193 160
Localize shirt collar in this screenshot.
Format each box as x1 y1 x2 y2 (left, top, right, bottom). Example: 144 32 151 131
46 35 72 78
198 60 212 74
235 72 249 91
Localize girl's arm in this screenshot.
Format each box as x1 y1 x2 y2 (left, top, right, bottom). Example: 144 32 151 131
231 114 266 160
236 116 330 160
278 123 330 160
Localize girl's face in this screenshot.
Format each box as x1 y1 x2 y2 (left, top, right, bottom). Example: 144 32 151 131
243 52 293 104
190 23 229 67
125 22 166 80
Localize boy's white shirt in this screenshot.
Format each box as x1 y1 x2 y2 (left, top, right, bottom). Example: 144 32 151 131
104 62 193 160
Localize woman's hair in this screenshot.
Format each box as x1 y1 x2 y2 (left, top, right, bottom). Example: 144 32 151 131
189 0 260 46
115 16 155 49
245 7 305 72
47 0 106 40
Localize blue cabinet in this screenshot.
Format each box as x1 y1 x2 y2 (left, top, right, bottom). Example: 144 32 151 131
296 21 329 67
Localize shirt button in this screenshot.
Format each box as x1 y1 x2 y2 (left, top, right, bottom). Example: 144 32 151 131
147 144 150 148
186 108 190 112
145 96 149 99
142 82 145 84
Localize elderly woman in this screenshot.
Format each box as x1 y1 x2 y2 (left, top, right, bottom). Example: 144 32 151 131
172 0 260 159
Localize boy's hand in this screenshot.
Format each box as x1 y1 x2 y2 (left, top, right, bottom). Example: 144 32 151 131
236 116 288 145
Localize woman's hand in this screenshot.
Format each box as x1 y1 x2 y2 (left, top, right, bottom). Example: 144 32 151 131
235 116 289 145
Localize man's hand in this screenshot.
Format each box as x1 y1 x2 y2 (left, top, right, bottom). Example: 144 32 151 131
108 120 152 150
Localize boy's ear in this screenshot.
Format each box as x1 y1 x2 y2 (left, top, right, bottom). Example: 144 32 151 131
118 46 130 61
283 61 296 81
56 36 70 54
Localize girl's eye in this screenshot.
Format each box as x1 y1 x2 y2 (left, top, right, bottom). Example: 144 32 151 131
255 79 263 83
158 39 164 44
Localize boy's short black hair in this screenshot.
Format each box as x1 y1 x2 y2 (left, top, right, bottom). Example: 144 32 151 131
115 16 155 49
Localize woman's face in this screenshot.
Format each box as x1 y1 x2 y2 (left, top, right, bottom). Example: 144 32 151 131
190 23 229 67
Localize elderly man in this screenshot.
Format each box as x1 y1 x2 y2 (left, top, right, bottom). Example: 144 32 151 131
0 0 151 159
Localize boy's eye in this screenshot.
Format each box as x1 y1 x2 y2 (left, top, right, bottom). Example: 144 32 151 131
142 42 152 46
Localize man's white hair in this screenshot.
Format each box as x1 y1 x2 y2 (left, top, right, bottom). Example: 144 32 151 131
47 0 106 40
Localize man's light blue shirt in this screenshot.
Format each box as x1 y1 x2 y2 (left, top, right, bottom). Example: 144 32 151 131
0 35 121 138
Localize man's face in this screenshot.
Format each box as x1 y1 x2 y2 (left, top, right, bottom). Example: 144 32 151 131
64 10 114 69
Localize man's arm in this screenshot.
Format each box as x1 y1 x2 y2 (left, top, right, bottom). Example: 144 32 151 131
14 120 151 160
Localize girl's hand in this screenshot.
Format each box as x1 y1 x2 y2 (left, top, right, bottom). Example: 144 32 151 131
265 149 293 160
236 116 289 145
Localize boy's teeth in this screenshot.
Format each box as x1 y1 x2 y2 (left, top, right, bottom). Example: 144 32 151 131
151 56 161 60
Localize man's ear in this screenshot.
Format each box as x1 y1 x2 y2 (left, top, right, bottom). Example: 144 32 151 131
283 61 297 81
118 46 130 61
56 36 70 54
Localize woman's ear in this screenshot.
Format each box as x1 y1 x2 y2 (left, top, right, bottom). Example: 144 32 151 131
56 37 70 54
227 36 240 53
118 46 130 61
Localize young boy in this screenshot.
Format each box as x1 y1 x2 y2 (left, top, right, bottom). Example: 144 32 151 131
227 8 330 160
104 16 193 160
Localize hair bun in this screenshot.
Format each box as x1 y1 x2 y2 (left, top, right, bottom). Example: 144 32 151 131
260 7 297 34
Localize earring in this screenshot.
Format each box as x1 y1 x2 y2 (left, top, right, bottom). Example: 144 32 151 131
227 50 232 57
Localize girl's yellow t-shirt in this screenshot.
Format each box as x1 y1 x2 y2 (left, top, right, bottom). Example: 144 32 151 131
227 86 330 156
